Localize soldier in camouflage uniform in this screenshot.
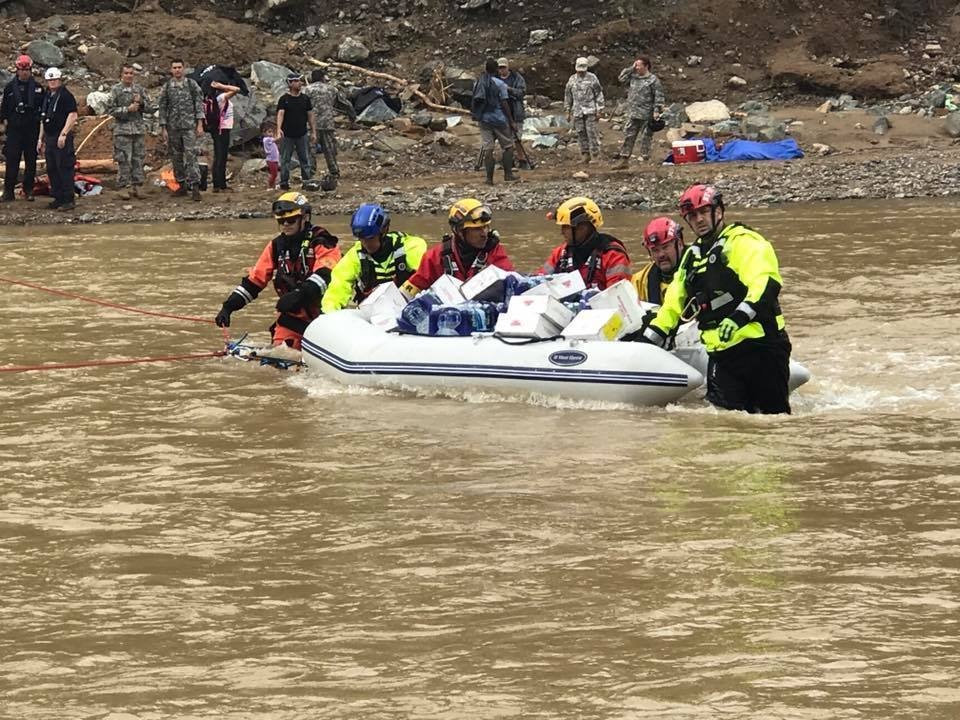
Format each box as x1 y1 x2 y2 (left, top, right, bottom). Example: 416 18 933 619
304 68 354 183
564 57 604 162
158 59 204 201
108 64 153 200
612 55 665 169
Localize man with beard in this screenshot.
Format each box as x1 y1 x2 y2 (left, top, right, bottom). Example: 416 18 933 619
632 217 686 304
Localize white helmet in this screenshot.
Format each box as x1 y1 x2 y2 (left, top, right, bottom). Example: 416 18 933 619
44 67 62 80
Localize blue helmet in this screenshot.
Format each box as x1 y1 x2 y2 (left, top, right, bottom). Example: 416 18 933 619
350 203 389 239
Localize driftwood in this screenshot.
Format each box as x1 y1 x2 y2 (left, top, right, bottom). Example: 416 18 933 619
306 56 466 115
0 158 117 178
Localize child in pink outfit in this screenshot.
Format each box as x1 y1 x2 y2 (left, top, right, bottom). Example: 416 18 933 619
262 123 280 189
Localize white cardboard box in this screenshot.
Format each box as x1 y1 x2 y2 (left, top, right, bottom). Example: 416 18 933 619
587 279 645 333
521 271 587 300
369 312 399 332
494 309 563 338
507 293 575 329
461 265 510 302
561 307 624 341
429 274 465 305
357 281 408 321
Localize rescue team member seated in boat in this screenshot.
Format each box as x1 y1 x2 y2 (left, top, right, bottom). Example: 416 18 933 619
400 198 514 294
537 196 631 290
631 216 686 304
214 192 341 348
321 202 427 312
637 184 792 414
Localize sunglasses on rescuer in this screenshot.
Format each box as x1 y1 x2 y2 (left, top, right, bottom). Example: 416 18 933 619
277 216 300 225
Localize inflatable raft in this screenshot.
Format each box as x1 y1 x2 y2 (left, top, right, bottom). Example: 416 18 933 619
301 310 704 406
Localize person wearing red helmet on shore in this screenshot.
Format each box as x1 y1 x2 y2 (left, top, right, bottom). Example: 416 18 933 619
0 55 44 202
632 216 686 304
638 184 792 414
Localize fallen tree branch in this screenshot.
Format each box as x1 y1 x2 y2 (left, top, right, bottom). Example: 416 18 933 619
306 56 467 115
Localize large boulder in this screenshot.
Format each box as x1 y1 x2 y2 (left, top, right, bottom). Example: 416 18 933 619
26 39 63 67
251 60 294 91
230 92 269 146
0 70 12 88
84 46 125 78
85 91 111 115
337 37 370 63
685 100 730 123
357 98 398 124
528 29 551 45
944 112 960 138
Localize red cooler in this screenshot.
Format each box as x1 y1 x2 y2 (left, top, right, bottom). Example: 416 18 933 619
672 140 706 164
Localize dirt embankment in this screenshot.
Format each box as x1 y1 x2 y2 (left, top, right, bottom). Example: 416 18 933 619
2 0 960 228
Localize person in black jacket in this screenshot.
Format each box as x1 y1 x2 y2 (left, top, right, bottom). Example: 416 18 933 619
38 67 78 211
0 55 44 202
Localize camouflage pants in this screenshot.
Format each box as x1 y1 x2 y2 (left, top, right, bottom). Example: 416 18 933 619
316 129 340 177
573 114 601 157
167 127 200 188
619 116 653 159
113 133 146 187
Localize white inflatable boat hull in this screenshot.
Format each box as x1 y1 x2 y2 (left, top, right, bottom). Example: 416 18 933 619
302 310 704 407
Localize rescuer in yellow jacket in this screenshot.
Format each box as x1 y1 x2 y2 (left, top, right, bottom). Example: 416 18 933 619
321 202 427 313
638 184 792 414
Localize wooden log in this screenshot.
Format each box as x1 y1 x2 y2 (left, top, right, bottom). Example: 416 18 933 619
306 56 467 115
0 158 117 179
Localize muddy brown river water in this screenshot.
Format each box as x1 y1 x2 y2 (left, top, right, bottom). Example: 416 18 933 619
1 201 959 719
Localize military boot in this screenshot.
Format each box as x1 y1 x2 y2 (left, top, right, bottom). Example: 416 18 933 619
484 152 496 186
503 148 520 182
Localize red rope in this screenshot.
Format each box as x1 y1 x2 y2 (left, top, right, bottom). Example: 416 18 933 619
0 275 216 325
0 351 227 374
0 275 233 372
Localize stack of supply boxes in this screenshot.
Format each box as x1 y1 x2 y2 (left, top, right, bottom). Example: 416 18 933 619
360 266 651 344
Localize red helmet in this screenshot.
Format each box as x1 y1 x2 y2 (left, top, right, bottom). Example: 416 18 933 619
15 54 33 69
678 184 723 218
643 217 683 250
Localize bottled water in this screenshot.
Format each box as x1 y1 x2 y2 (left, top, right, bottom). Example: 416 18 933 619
399 291 440 334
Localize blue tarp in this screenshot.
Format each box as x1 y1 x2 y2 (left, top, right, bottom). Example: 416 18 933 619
665 137 804 163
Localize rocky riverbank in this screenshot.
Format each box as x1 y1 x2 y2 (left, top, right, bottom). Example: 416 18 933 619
3 147 959 228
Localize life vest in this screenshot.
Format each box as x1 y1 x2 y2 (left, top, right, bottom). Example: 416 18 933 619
633 262 667 305
272 225 339 296
681 223 781 335
355 231 415 300
441 232 499 279
556 232 628 287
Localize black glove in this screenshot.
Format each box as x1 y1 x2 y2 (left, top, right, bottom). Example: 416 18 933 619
275 289 305 314
299 267 333 306
620 329 648 343
215 290 248 328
